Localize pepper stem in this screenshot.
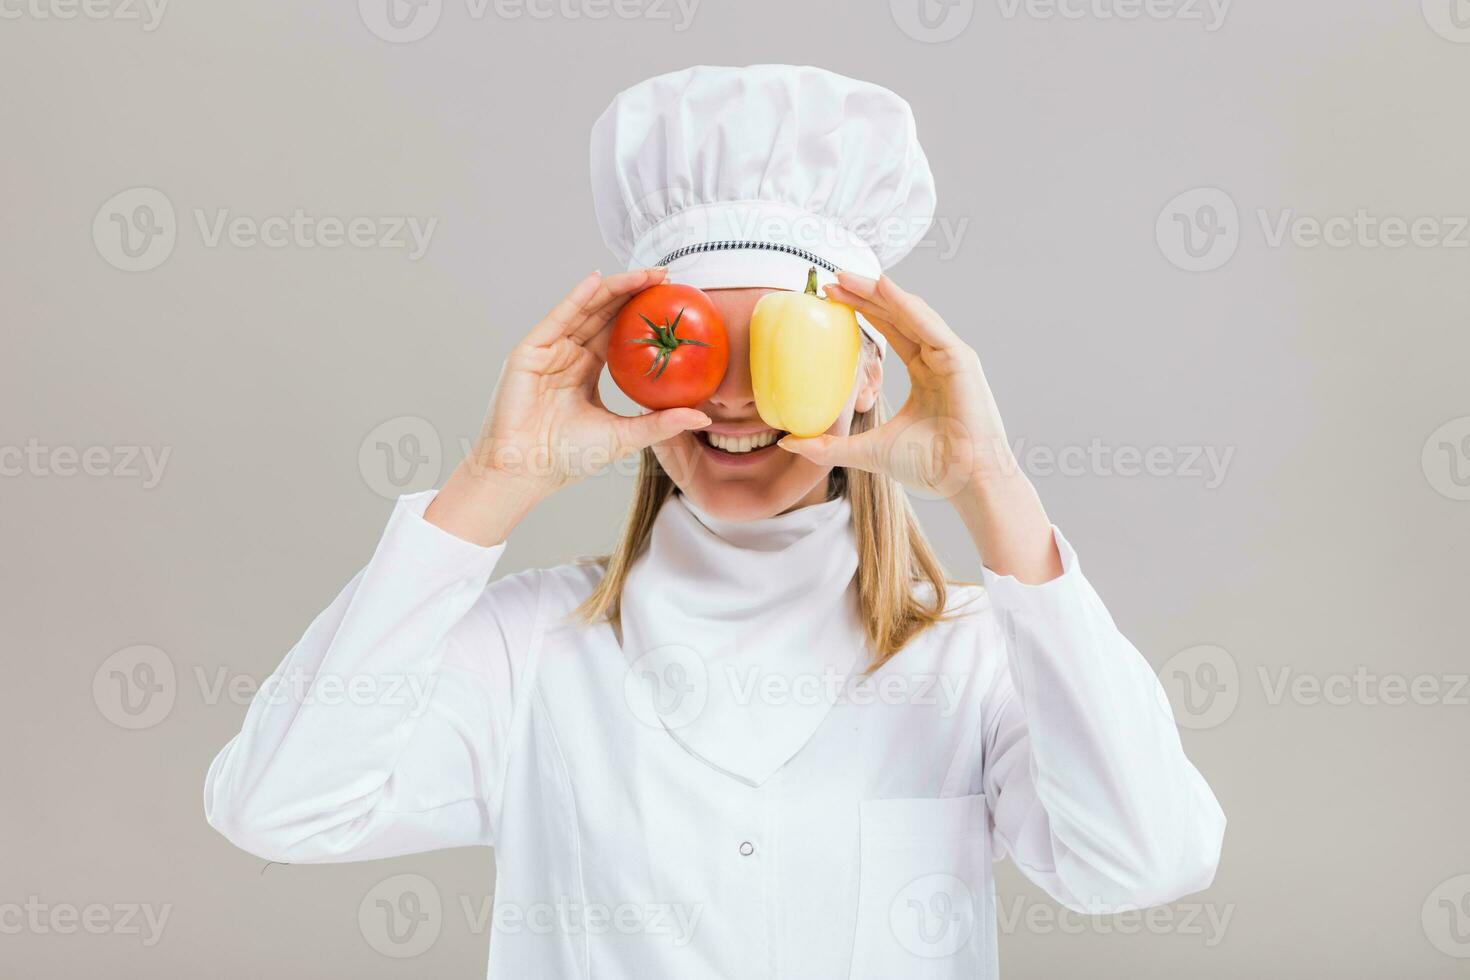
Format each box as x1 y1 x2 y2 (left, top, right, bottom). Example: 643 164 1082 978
804 266 820 297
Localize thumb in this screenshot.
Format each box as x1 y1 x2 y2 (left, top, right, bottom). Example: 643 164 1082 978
777 429 884 472
614 407 711 455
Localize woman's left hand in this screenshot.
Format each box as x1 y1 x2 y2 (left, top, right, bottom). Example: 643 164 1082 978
777 271 1064 583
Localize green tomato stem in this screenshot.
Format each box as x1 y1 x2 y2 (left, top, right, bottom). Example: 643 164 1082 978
627 307 706 383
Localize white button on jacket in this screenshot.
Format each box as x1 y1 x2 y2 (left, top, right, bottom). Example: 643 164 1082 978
204 489 1226 979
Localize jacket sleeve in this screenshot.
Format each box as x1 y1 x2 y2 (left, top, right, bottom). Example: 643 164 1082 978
203 489 541 864
978 526 1226 913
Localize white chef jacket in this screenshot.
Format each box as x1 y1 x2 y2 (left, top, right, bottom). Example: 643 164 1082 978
204 489 1225 979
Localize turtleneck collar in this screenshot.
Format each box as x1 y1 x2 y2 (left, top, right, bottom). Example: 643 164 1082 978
675 491 850 552
636 492 857 621
618 489 868 787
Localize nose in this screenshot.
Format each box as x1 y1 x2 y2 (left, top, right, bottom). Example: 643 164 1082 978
704 318 756 416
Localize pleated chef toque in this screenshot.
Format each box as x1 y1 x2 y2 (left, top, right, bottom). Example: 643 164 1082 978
590 64 939 358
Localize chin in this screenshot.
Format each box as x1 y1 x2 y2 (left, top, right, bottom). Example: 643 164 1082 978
662 452 828 522
653 416 850 520
685 486 799 522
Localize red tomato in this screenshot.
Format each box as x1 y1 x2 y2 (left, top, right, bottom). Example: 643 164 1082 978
607 284 728 410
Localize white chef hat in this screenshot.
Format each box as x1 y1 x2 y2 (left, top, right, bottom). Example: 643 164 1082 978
590 64 938 358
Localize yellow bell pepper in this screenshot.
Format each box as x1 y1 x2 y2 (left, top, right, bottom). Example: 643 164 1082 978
749 268 862 438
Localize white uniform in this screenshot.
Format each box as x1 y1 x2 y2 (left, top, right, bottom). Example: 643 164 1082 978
204 489 1225 979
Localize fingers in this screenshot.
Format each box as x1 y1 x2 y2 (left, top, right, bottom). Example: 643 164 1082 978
612 406 712 456
524 267 668 348
823 284 922 364
523 271 603 347
583 320 613 363
567 267 668 344
581 267 670 361
835 271 965 352
777 428 887 473
828 274 920 346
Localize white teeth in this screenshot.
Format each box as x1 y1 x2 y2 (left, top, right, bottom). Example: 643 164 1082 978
706 429 780 453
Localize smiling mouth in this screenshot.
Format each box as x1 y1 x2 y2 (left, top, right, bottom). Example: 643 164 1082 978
696 428 786 455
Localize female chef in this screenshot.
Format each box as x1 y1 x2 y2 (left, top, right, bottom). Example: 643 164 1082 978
204 65 1226 979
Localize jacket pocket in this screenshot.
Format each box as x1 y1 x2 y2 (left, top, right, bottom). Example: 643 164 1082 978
848 794 991 980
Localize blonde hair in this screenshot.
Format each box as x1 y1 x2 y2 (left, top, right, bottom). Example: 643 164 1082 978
571 345 973 671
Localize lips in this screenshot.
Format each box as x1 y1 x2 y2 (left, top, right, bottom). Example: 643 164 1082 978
702 429 782 453
693 424 788 464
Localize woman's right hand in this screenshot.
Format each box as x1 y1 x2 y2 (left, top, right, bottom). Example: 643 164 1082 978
425 269 711 546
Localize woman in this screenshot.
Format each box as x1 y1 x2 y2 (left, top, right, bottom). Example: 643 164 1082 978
205 65 1225 979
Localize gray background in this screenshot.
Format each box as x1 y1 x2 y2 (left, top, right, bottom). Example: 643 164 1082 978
4 0 1469 976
